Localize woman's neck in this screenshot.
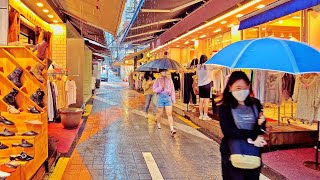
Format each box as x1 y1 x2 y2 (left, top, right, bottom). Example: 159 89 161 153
238 101 245 105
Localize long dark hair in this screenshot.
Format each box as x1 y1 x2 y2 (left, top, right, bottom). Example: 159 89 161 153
199 54 208 70
144 71 155 81
221 71 253 108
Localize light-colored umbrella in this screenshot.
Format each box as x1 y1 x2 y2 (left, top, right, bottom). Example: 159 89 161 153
144 58 185 71
205 37 320 74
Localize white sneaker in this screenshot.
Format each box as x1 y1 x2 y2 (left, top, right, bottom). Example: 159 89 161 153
199 115 204 120
0 170 11 178
203 115 212 121
157 123 161 129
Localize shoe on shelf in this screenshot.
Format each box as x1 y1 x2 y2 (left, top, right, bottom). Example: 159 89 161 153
3 88 19 109
0 129 15 137
27 106 40 114
171 129 177 137
8 105 20 114
10 152 34 161
12 139 33 148
0 142 9 149
24 120 43 125
0 116 15 125
203 115 212 121
30 63 45 83
5 161 21 168
0 170 11 178
30 88 45 108
0 164 16 173
21 131 38 136
8 67 23 88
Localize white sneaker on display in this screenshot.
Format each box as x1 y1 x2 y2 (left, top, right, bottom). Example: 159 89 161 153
203 115 212 121
0 170 11 178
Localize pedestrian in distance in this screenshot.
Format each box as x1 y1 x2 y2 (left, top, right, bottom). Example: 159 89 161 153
153 69 176 136
142 72 155 118
218 71 267 180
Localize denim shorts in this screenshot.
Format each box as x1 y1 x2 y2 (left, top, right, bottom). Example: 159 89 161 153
157 93 172 107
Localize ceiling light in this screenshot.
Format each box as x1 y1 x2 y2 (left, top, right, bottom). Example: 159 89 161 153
277 20 283 24
214 29 221 33
36 3 44 7
292 16 301 19
257 4 265 9
280 33 284 37
220 21 227 24
192 39 197 41
184 41 189 44
48 14 54 18
227 24 234 28
236 14 243 18
262 27 266 30
200 34 206 38
53 20 58 23
43 9 49 13
176 45 180 48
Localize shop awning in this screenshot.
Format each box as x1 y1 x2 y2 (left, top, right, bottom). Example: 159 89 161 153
85 40 111 57
56 0 126 36
239 0 320 30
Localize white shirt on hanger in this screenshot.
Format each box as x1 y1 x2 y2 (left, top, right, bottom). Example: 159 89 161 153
66 80 77 106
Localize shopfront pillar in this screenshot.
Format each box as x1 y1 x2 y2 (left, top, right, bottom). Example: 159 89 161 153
0 0 8 45
308 10 320 50
168 48 181 63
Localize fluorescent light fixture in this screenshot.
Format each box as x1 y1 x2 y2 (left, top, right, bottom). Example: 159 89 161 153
292 16 301 19
53 20 58 23
236 14 243 18
43 9 49 13
262 27 266 30
150 0 262 53
257 4 265 9
184 41 189 44
36 3 44 7
227 24 234 28
200 34 206 38
48 14 54 18
214 29 221 33
192 39 197 41
176 45 180 47
220 21 227 24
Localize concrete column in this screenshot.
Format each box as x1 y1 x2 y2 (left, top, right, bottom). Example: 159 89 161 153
0 0 8 45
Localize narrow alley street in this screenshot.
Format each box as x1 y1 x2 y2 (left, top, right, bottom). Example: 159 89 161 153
61 72 223 180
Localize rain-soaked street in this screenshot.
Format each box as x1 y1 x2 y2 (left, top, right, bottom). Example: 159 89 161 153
61 72 223 180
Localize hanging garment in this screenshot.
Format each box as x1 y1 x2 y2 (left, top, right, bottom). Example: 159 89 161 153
293 75 319 121
47 80 54 122
171 72 181 91
183 73 196 104
264 71 282 105
66 80 77 106
50 82 60 122
253 71 267 104
53 77 67 109
282 73 295 101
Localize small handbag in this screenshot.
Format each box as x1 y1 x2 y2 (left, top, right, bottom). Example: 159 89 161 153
229 105 261 169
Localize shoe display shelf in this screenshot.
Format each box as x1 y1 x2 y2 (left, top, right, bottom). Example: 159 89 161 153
0 46 48 180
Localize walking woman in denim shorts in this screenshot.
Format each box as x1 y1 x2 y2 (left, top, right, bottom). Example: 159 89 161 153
153 69 176 136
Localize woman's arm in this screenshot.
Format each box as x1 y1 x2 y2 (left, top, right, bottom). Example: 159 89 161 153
170 79 176 103
219 105 258 140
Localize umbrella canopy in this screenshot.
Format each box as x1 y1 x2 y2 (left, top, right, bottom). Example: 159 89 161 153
144 58 185 71
205 37 320 74
135 64 158 72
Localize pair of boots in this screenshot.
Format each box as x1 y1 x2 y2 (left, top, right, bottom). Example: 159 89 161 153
30 63 45 83
8 68 23 88
3 88 19 109
30 88 45 108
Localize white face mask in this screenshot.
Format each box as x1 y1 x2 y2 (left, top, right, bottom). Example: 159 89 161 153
231 89 250 102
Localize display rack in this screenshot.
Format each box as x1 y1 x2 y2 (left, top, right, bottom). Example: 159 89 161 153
0 46 48 179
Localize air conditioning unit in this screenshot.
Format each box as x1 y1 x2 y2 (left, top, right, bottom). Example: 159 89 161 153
312 4 320 12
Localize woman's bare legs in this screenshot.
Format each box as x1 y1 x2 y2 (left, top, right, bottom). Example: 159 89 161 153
155 107 164 129
165 106 175 132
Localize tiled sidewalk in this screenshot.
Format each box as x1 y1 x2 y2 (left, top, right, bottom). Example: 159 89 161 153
59 73 222 179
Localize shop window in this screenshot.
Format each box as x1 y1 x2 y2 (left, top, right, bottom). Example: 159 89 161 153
308 10 320 50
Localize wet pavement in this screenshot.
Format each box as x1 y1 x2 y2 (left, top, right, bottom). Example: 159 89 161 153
61 72 223 180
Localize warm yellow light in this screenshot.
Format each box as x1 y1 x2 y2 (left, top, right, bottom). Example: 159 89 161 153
150 0 262 53
43 9 49 13
214 29 221 33
200 34 206 38
277 20 283 24
220 21 227 24
192 39 197 41
280 33 284 37
257 4 265 9
292 16 301 19
227 24 234 28
36 3 44 7
48 14 54 18
236 14 243 18
184 41 189 44
125 60 129 64
262 27 266 30
53 20 58 23
176 45 180 48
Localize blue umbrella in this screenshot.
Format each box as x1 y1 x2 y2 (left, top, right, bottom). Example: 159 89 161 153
135 64 158 72
205 37 320 74
144 58 185 71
